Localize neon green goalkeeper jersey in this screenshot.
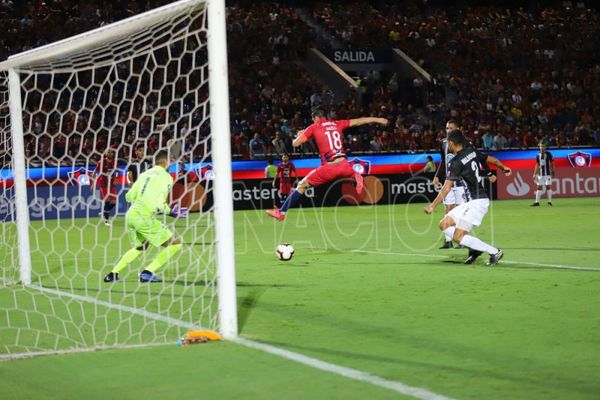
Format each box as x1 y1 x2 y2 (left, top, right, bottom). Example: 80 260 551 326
126 165 174 217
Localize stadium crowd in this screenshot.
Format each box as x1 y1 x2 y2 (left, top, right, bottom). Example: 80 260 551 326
0 0 598 165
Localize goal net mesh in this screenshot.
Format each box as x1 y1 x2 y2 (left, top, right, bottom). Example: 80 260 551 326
0 0 220 358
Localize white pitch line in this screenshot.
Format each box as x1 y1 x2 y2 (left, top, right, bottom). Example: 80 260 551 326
351 250 600 272
234 337 454 400
2 283 455 400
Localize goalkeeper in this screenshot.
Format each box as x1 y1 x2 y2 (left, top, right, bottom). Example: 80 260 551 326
103 150 188 283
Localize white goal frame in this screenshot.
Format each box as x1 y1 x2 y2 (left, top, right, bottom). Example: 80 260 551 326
0 0 238 339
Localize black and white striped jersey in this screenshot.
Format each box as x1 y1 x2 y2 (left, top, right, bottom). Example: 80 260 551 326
435 139 464 187
536 151 554 176
447 148 490 201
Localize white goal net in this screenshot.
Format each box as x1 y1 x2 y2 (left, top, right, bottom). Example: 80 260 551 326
0 0 237 359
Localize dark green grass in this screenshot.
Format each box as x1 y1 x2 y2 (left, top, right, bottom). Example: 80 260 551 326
1 198 599 399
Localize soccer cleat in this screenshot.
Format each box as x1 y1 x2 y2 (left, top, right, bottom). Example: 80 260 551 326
454 244 467 249
139 270 162 283
354 173 364 194
548 202 553 206
439 241 453 249
464 250 483 264
101 217 111 226
103 272 122 282
266 208 285 221
487 249 504 266
530 202 540 207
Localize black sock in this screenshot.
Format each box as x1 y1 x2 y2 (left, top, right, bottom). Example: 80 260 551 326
103 201 115 219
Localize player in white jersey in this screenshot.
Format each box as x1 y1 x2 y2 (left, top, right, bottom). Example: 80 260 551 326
531 143 554 207
425 130 512 266
433 120 466 248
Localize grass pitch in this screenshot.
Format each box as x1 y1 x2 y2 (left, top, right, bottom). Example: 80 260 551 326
1 198 599 399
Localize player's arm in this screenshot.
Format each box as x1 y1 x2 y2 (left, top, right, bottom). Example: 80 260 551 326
127 169 134 186
424 180 454 214
155 179 172 215
485 155 511 176
533 155 540 179
348 117 388 127
292 128 308 147
433 146 445 185
125 176 141 203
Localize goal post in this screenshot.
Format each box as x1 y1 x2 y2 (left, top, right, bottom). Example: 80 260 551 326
0 0 237 357
7 68 32 286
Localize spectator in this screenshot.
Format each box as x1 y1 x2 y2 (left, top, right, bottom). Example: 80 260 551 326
249 133 265 160
494 132 508 150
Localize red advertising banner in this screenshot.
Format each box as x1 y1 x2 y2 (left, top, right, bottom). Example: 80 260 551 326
497 167 600 199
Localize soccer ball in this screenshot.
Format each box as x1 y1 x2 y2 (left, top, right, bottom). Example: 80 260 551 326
275 243 295 261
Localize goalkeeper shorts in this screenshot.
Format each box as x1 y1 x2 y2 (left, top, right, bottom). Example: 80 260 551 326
126 212 173 248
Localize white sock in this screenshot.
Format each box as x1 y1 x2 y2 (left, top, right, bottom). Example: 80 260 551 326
443 226 456 242
547 190 552 202
459 235 498 255
535 190 543 203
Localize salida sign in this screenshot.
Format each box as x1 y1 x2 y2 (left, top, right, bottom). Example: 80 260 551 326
497 167 600 199
330 49 391 64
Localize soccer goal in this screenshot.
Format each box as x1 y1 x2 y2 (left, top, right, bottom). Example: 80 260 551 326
0 0 237 359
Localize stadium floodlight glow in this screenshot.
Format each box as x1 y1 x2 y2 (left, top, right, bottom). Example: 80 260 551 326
0 0 237 358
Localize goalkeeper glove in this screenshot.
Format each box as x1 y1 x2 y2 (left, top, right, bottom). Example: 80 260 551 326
170 205 189 218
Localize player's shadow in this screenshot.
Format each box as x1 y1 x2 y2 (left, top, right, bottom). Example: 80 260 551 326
256 339 598 396
237 288 267 333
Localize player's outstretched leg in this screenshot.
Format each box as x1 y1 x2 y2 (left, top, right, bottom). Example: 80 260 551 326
104 243 147 282
440 218 503 266
267 179 310 221
139 238 182 282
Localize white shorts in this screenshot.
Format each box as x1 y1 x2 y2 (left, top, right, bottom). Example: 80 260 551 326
446 198 490 231
443 186 466 206
535 175 552 186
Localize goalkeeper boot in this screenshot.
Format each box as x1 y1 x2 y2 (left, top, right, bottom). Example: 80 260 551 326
487 249 504 266
464 250 483 265
139 270 162 283
266 208 285 221
103 272 122 282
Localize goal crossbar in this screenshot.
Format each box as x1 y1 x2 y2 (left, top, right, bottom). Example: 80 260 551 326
0 0 205 72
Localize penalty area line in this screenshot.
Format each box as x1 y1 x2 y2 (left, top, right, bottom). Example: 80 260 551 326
351 250 600 272
3 282 456 400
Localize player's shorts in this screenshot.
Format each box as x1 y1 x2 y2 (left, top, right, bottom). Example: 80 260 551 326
446 198 489 231
99 183 117 201
279 182 292 195
306 158 355 187
126 211 173 248
535 175 552 186
443 185 466 206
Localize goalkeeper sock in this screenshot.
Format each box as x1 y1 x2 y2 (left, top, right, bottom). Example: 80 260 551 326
280 190 302 214
145 244 182 273
459 235 498 255
112 248 143 273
